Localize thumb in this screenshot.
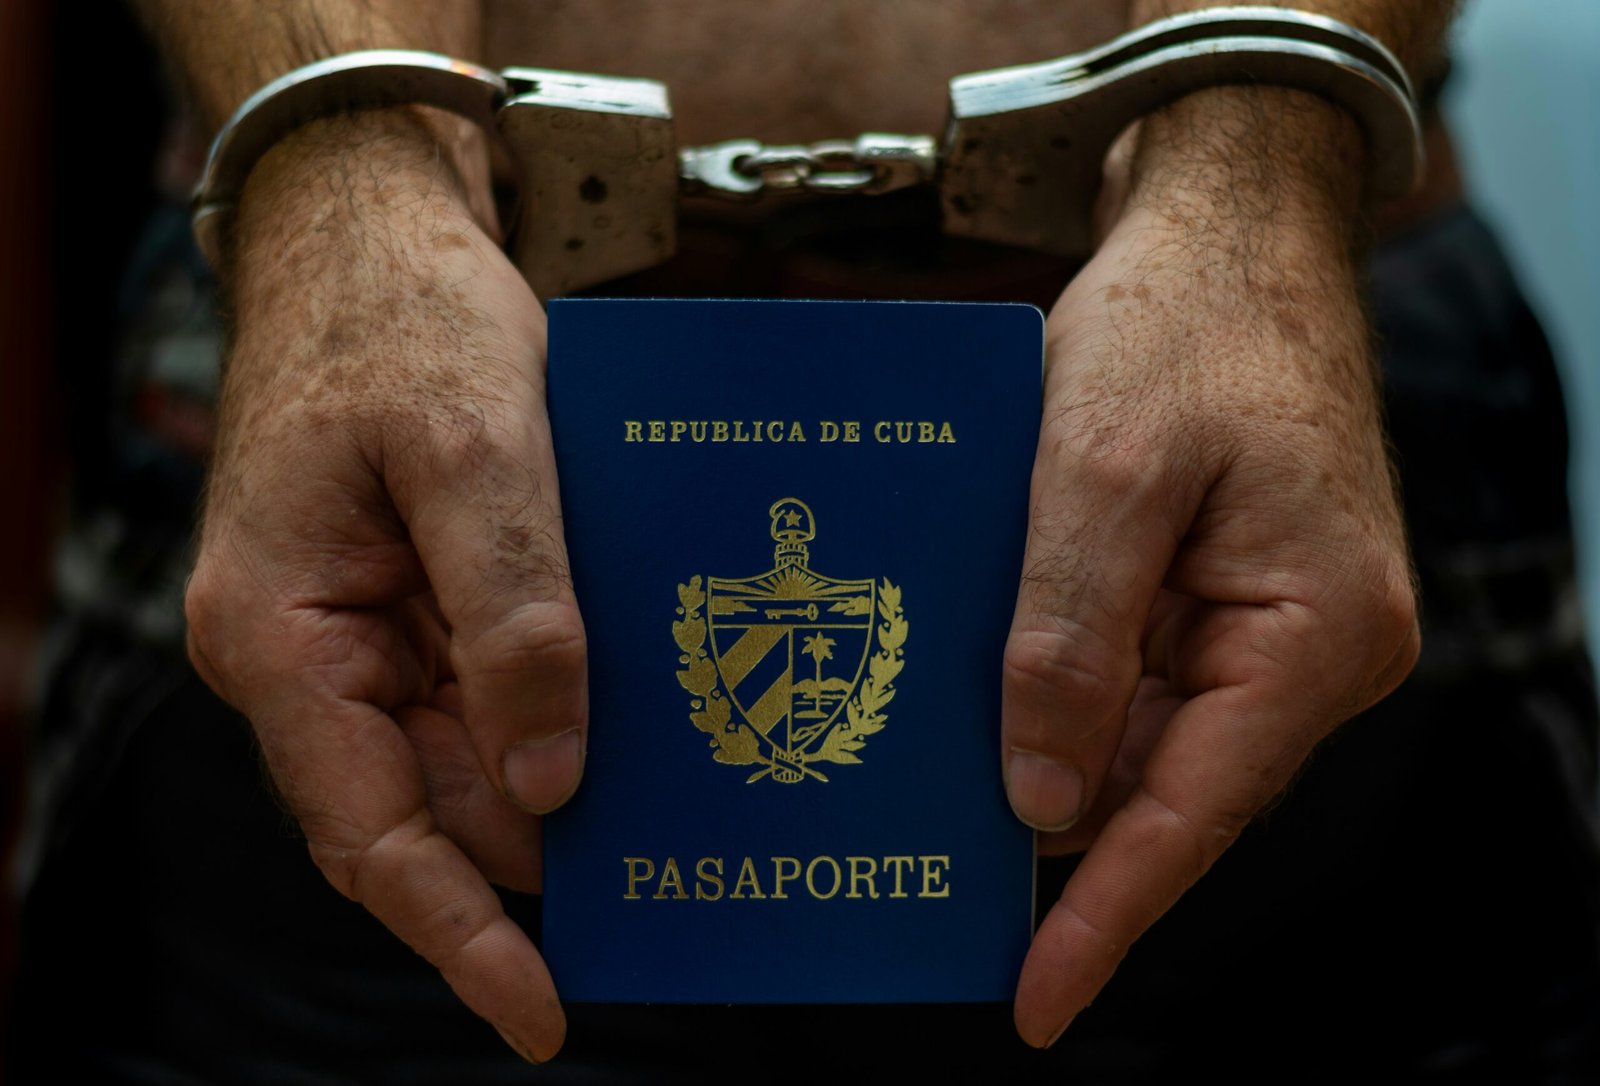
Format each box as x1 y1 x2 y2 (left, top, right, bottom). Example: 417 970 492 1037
396 394 588 816
1001 417 1185 833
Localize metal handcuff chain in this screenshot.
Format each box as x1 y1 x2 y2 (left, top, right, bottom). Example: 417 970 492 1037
192 6 1424 300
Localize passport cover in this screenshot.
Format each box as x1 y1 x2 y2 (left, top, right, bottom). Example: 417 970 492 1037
544 298 1040 1003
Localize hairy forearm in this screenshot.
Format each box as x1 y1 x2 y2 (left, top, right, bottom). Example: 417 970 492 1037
132 0 497 279
1118 0 1460 256
132 0 483 132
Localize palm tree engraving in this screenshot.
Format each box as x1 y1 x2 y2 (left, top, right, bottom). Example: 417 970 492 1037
800 633 836 717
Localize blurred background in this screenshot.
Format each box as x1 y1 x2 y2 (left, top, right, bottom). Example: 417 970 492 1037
1446 0 1600 680
2 0 1597 1064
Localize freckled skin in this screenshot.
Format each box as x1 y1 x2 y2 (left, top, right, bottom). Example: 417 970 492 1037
145 0 1450 1063
189 106 575 1062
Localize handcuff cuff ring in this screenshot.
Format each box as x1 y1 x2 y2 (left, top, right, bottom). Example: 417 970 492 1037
192 5 1425 299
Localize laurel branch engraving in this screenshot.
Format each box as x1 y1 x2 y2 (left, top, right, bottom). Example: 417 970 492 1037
674 575 907 782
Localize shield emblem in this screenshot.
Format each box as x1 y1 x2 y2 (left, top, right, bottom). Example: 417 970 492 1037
675 497 906 784
707 567 875 764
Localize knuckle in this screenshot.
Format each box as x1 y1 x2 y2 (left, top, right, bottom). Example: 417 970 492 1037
486 516 572 603
1045 896 1125 963
418 404 528 496
182 557 224 640
1073 445 1153 500
1383 586 1422 672
1350 548 1420 661
462 599 588 683
423 908 501 974
1039 421 1155 504
412 413 572 600
183 557 240 689
1134 787 1247 891
1003 623 1134 722
1368 558 1422 693
426 409 502 480
307 807 429 904
1379 567 1421 645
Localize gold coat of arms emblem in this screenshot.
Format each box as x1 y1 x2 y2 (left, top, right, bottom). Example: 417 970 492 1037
673 498 908 783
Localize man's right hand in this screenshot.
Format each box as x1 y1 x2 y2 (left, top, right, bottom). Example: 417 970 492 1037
183 106 580 1063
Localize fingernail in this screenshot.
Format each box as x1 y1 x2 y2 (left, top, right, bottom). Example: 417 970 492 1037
1005 748 1084 832
494 1025 541 1065
1046 1016 1074 1049
503 728 585 813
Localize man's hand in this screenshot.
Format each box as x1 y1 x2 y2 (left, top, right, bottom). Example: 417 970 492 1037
183 107 579 1062
1002 88 1421 1046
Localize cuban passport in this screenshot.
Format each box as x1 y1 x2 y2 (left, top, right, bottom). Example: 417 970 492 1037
543 299 1041 1003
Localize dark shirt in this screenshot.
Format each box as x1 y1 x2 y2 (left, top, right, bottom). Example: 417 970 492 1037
10 188 1600 1081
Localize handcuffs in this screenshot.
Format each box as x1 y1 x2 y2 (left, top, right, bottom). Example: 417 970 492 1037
192 6 1423 300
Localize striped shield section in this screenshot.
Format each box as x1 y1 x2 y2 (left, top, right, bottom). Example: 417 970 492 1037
707 567 874 756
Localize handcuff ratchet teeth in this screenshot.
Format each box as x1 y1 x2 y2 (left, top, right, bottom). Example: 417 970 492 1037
193 6 1423 300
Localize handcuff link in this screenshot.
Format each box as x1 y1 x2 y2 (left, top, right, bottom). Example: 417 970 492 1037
193 6 1424 300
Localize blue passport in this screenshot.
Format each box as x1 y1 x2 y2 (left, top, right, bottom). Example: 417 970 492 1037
544 298 1040 1003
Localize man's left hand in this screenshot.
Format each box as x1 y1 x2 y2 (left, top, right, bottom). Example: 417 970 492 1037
1001 87 1422 1047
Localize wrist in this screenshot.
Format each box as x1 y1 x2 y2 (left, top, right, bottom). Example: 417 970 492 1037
228 104 497 294
1119 85 1367 269
1081 86 1374 365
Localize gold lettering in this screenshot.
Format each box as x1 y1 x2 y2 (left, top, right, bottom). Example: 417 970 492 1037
884 855 915 898
623 857 654 900
771 856 801 899
731 856 766 899
653 857 688 900
806 856 842 900
846 856 879 899
622 419 954 447
694 857 725 900
626 853 946 901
